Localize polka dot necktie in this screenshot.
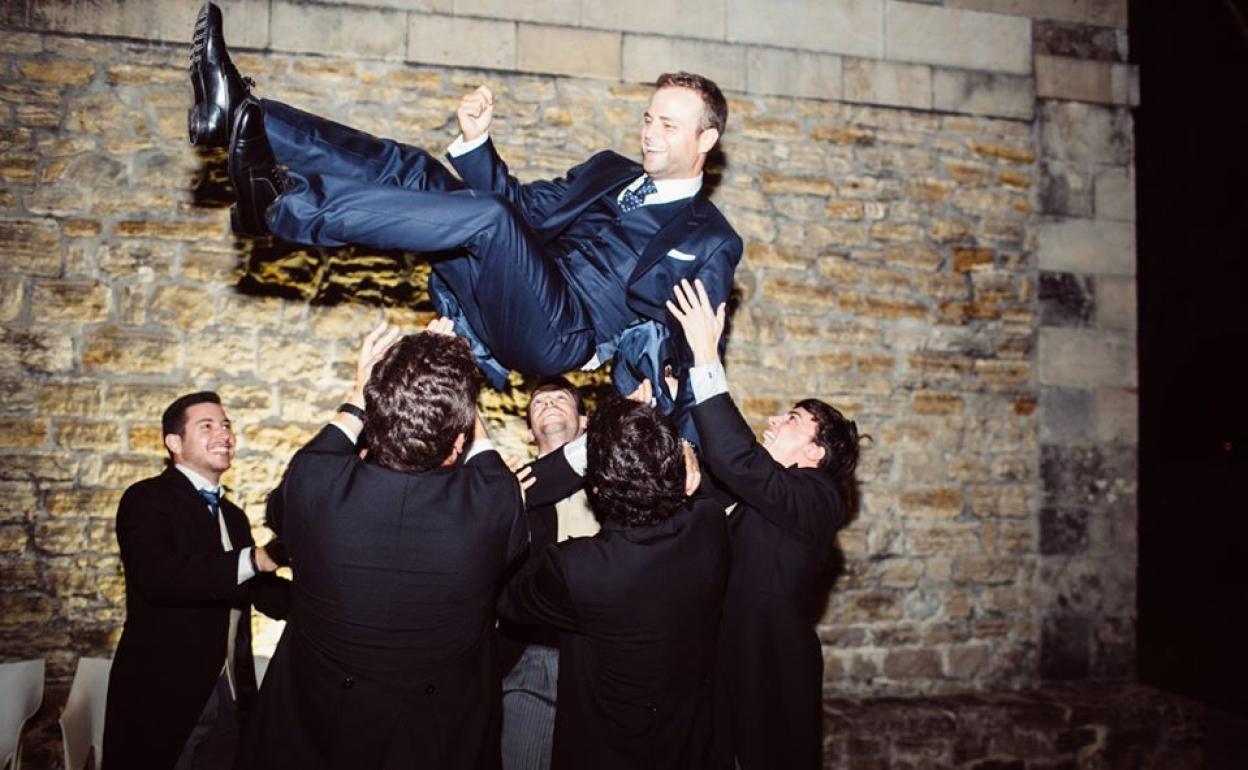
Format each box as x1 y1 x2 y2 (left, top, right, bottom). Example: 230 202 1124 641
620 176 658 213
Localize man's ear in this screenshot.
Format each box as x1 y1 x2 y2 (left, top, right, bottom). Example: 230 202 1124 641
683 442 701 496
526 427 536 446
697 126 720 154
164 433 182 459
803 442 826 467
442 432 467 467
578 415 588 433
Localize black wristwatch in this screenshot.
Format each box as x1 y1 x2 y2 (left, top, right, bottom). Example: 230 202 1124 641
337 402 366 421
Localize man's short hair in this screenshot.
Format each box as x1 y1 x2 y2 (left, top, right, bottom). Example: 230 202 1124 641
162 391 222 439
363 332 480 474
525 375 585 429
656 71 728 135
794 398 862 491
586 397 685 528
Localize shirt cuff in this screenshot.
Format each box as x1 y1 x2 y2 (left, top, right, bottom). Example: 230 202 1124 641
690 362 729 404
331 419 360 445
464 438 495 462
448 132 489 158
237 547 256 584
562 433 587 476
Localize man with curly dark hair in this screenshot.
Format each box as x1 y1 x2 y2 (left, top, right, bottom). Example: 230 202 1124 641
240 321 528 770
668 279 864 770
498 397 729 769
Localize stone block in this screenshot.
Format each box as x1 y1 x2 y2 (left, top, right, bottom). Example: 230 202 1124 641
882 647 942 678
1 218 62 277
1093 387 1137 444
1040 615 1090 680
272 1 406 60
29 0 270 47
38 382 104 416
945 643 992 678
906 522 981 556
1038 159 1093 217
952 555 1019 584
1038 101 1131 165
1039 506 1088 555
0 452 79 483
1093 274 1135 332
407 13 516 71
1039 445 1136 510
1035 54 1126 104
583 0 725 40
30 281 112 323
842 57 930 110
944 0 1089 25
0 418 49 449
457 0 576 25
1033 18 1126 61
898 488 964 517
1038 328 1134 388
55 419 122 450
1035 219 1134 275
0 327 75 374
725 0 884 59
1038 386 1093 444
932 69 1033 120
1094 166 1134 221
516 24 621 80
186 331 257 378
82 327 180 374
623 36 746 92
1037 271 1093 326
885 1 1031 74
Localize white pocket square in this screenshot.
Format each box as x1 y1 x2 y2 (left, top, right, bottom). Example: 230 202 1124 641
666 248 697 262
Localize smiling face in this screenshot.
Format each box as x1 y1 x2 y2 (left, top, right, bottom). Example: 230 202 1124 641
164 402 235 484
527 387 587 457
639 86 720 182
762 406 826 470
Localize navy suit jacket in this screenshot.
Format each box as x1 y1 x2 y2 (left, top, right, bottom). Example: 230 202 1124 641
448 140 742 426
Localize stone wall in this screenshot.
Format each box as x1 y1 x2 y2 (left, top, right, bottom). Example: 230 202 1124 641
2 0 1137 765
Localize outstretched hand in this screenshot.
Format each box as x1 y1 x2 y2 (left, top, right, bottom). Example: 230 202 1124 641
457 85 494 143
666 279 725 367
424 316 456 336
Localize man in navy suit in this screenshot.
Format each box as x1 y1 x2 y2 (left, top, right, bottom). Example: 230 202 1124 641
188 3 741 436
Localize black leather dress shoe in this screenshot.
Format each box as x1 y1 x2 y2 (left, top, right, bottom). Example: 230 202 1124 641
227 97 284 237
188 2 253 147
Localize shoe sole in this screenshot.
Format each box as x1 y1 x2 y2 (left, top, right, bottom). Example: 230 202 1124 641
187 3 230 147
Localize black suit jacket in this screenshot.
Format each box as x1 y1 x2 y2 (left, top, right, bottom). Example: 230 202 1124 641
102 466 290 770
449 140 743 428
691 394 848 770
498 451 729 770
240 426 527 770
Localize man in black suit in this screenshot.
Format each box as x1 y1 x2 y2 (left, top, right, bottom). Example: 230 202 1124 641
102 391 290 770
667 279 863 770
499 396 729 769
239 322 527 770
497 376 594 770
187 3 741 435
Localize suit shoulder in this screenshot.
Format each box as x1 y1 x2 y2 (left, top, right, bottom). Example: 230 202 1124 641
119 471 178 505
586 150 641 174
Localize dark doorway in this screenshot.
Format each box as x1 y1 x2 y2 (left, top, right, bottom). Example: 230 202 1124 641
1133 0 1248 714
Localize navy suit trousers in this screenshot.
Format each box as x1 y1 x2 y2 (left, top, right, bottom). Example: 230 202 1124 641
261 99 594 377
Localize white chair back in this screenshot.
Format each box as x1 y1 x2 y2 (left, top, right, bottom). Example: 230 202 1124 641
59 657 110 770
0 659 44 770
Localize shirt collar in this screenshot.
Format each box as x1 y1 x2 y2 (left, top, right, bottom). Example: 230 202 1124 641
620 173 702 206
175 464 222 496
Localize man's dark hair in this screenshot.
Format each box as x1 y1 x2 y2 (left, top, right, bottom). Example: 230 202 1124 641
160 391 223 461
525 375 585 429
656 71 728 135
586 397 685 528
794 398 863 491
362 332 480 474
162 391 222 439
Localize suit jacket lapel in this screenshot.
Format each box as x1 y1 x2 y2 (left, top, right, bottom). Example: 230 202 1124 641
536 153 640 242
160 466 236 546
630 195 711 283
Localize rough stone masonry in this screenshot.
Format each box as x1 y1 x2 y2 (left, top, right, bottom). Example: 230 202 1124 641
1 0 1139 765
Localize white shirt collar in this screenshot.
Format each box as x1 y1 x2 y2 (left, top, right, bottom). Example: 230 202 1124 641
619 173 702 207
175 464 222 496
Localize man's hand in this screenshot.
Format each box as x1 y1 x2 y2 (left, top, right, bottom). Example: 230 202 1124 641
506 456 537 505
666 279 726 367
351 321 404 406
253 546 279 573
457 85 494 143
626 379 654 405
424 316 456 336
682 440 701 496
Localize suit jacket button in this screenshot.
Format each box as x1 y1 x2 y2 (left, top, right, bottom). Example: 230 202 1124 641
425 684 436 695
342 676 354 689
